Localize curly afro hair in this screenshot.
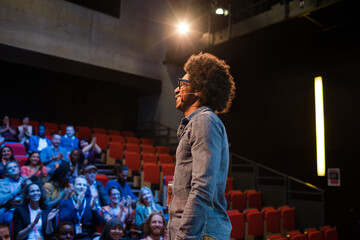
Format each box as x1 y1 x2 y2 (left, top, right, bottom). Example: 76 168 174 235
184 52 236 114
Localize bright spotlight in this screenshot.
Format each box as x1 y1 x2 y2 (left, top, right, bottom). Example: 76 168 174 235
177 23 189 34
215 8 224 15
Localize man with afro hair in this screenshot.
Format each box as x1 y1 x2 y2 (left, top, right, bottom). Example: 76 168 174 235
168 52 236 240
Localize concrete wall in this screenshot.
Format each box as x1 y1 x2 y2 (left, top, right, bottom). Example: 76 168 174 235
0 0 183 130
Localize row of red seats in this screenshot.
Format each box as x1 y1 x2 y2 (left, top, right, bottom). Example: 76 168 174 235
10 117 135 139
226 189 262 211
267 225 338 240
228 205 295 240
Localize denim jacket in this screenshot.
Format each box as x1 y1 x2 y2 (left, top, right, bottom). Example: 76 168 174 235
167 106 232 240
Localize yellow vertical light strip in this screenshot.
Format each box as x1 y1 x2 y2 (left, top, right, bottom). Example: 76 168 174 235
314 76 326 176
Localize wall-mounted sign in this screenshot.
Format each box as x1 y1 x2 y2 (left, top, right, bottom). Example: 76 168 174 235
328 168 340 186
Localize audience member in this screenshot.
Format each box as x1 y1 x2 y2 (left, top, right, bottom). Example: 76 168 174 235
17 117 33 149
105 165 138 203
60 126 79 155
55 222 75 240
28 125 51 153
99 218 125 240
141 212 166 240
44 162 72 208
0 161 29 225
79 137 102 166
0 146 15 178
59 175 103 240
84 165 110 212
101 187 133 229
0 223 10 240
12 182 59 240
135 187 163 232
0 116 18 142
20 152 47 179
69 149 84 184
40 134 69 175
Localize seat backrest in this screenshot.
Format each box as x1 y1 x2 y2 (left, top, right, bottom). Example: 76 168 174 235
161 163 175 176
124 151 141 172
42 122 59 134
96 174 109 186
266 233 283 240
5 142 26 156
246 210 263 236
225 177 234 193
10 118 21 128
29 120 40 135
93 128 107 134
77 126 92 140
246 190 262 210
291 234 307 240
94 133 110 151
264 209 280 233
140 138 154 146
142 145 156 154
126 137 140 145
230 190 246 212
158 153 173 164
111 135 125 144
108 142 124 159
287 230 301 238
122 131 135 137
323 228 338 240
156 146 170 154
227 210 245 239
281 207 295 231
14 156 28 167
142 153 157 163
125 143 140 153
308 230 323 240
108 129 121 136
143 163 160 184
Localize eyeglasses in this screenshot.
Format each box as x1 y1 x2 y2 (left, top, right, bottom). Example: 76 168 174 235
178 78 190 89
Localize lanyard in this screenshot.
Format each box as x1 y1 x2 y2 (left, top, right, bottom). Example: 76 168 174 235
28 204 40 234
72 197 87 224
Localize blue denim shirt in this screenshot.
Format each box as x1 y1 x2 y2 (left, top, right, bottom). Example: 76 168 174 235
40 145 69 175
167 106 232 240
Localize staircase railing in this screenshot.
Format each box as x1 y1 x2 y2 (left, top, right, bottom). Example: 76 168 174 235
230 153 325 230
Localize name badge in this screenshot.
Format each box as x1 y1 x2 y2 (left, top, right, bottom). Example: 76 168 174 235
75 224 82 234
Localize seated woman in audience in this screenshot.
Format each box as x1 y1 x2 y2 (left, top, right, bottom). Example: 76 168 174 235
59 175 103 240
44 162 72 208
69 149 84 184
79 137 102 166
17 117 33 149
0 146 15 178
101 187 134 230
100 218 125 240
0 116 18 142
20 152 47 179
55 221 75 240
141 212 166 240
13 182 59 240
135 187 163 232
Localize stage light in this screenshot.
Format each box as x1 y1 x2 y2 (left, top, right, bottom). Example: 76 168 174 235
177 22 189 34
215 8 229 16
314 76 326 177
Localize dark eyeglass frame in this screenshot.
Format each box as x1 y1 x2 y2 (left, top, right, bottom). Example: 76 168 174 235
178 78 190 89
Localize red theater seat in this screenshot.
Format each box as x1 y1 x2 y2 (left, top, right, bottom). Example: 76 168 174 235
156 146 170 154
142 145 156 154
122 131 135 137
308 230 323 240
10 118 21 128
125 143 140 153
158 153 173 165
14 156 28 167
107 142 124 165
5 142 26 156
124 152 141 173
225 177 234 194
290 234 307 240
266 233 283 240
245 190 262 210
77 126 92 140
229 190 246 212
93 128 107 134
227 210 245 239
94 134 110 151
279 206 295 235
323 228 338 240
96 174 109 186
142 153 157 163
108 129 121 136
161 163 175 176
140 138 154 146
126 137 140 145
111 135 125 144
263 207 281 236
29 121 40 135
244 208 263 239
141 162 160 188
43 122 59 134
